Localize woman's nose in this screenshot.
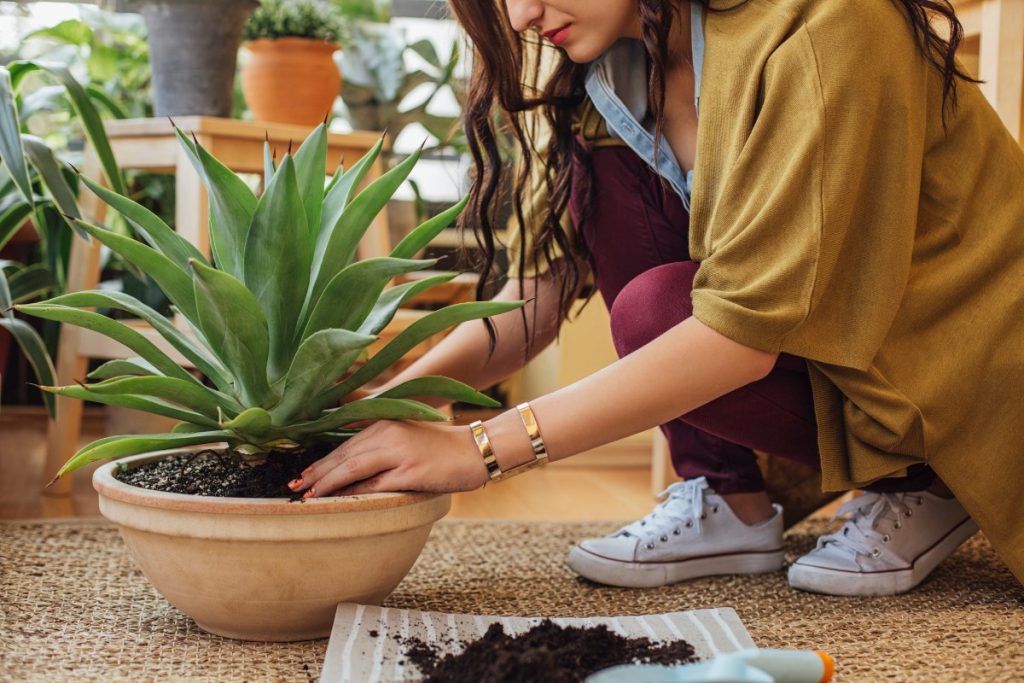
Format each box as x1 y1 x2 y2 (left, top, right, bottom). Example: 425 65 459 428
505 0 544 33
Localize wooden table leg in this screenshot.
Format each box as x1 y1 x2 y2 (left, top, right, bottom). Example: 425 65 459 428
43 153 107 506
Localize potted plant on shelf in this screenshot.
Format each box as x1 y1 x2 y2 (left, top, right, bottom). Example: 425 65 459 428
118 0 259 117
241 0 346 126
16 121 522 641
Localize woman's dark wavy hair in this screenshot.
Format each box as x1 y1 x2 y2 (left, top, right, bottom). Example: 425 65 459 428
448 0 981 359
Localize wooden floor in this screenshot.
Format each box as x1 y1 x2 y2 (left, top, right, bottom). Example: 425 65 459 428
1 406 660 522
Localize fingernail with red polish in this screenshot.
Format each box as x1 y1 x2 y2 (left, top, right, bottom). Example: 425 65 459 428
287 479 302 490
303 488 316 499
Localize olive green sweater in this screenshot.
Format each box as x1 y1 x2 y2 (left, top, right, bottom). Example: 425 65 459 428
507 0 1024 584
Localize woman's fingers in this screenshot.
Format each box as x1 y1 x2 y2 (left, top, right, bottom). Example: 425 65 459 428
332 471 400 497
296 422 389 485
304 452 394 498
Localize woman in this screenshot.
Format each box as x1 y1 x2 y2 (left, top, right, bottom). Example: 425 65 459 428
290 0 1024 596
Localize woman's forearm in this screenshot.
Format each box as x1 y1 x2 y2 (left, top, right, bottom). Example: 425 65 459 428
374 270 569 405
481 316 780 470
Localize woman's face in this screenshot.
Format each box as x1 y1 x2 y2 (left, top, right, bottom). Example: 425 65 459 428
504 0 641 63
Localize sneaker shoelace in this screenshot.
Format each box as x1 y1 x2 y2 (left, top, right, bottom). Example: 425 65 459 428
817 492 924 561
613 477 714 547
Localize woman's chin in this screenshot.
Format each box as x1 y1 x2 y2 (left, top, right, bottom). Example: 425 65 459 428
562 42 607 65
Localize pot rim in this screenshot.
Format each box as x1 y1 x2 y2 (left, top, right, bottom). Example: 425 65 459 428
243 37 341 52
93 448 445 516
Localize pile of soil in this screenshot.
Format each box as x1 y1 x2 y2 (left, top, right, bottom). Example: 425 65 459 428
396 619 697 683
114 445 336 498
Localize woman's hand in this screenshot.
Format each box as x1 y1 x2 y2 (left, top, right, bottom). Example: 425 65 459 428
287 420 489 497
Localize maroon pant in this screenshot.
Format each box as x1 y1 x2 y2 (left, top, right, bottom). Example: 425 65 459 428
569 144 934 494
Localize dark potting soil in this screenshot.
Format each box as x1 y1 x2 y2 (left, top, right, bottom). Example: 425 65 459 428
400 619 698 683
114 444 336 498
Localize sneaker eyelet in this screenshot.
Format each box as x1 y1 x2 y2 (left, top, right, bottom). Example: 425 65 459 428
673 529 681 535
917 497 924 506
646 542 655 550
685 521 693 528
906 508 913 517
700 513 707 520
872 548 881 558
712 505 719 514
883 534 891 543
660 535 668 542
894 522 902 529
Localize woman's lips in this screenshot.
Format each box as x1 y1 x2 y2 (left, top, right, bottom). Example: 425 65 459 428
543 24 571 46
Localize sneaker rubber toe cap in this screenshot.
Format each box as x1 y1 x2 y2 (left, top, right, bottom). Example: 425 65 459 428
577 535 639 563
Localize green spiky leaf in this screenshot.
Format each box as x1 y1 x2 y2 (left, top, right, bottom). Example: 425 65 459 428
357 273 459 336
71 219 200 323
78 173 208 270
290 397 448 436
292 122 327 238
299 256 436 342
390 196 468 260
376 376 500 407
87 357 159 381
15 302 199 385
242 154 311 381
174 126 257 280
55 431 237 478
308 143 416 306
43 289 231 391
271 328 377 424
189 259 273 406
319 300 524 408
221 406 273 436
39 382 220 428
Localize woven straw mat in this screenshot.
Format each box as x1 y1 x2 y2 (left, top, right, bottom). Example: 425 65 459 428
1 517 1021 682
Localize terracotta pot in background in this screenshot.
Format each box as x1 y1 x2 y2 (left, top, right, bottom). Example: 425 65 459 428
94 449 450 641
241 38 342 126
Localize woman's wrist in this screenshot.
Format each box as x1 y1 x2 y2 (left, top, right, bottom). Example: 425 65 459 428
481 408 545 474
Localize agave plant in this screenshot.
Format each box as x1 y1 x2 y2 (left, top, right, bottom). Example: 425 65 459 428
17 122 522 482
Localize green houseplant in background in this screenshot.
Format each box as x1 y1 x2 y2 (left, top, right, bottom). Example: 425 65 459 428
240 0 346 126
0 57 127 411
18 10 180 317
1 259 56 415
338 20 463 154
15 121 523 641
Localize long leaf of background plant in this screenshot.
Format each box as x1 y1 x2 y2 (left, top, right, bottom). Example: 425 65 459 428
7 61 126 195
0 69 33 204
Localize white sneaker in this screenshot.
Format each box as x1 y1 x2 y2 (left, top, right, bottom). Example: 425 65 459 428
566 477 785 588
788 490 978 596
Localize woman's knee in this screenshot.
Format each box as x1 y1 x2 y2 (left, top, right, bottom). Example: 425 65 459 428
609 261 700 357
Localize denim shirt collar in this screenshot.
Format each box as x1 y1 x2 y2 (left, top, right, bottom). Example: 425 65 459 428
583 2 704 211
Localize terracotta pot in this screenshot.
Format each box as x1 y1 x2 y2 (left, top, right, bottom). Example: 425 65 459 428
241 38 342 126
93 449 450 641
